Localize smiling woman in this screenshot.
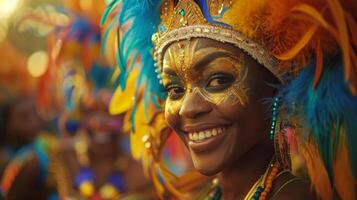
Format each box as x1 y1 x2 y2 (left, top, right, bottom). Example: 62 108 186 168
162 38 276 176
102 0 357 199
160 37 305 199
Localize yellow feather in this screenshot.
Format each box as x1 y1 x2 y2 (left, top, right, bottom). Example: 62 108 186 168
157 162 189 199
151 163 165 199
130 101 150 160
108 69 138 115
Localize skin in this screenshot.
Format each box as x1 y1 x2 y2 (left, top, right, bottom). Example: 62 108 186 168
162 38 315 199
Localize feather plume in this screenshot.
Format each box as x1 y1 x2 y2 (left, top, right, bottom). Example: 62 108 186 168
281 55 357 199
267 0 357 93
222 0 269 38
333 140 356 200
299 139 333 200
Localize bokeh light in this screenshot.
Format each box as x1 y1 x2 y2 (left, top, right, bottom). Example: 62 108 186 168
27 51 48 77
79 0 92 11
0 0 22 19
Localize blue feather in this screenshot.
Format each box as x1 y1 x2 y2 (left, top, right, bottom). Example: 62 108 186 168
101 0 164 131
87 62 114 92
281 54 357 179
197 0 229 27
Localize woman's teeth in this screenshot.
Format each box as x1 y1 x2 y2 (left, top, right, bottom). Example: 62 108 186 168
188 127 226 142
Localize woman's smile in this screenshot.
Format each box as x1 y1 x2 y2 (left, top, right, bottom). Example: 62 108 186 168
181 123 231 153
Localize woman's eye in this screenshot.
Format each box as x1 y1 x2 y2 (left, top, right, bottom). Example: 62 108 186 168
206 74 235 92
165 84 185 100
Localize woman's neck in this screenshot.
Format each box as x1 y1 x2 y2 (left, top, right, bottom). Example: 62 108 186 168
218 139 274 200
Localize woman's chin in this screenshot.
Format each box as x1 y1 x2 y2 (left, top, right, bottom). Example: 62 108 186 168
191 153 224 176
194 163 222 176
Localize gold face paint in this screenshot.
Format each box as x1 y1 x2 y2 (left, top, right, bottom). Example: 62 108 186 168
162 39 249 115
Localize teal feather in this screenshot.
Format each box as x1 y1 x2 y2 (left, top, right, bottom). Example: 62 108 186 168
281 54 357 180
100 0 120 26
101 0 166 132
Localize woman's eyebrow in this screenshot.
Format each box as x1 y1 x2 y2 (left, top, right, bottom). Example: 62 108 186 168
193 51 238 71
162 67 178 76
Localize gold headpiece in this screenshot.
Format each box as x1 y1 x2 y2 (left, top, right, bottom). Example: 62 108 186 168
152 0 281 81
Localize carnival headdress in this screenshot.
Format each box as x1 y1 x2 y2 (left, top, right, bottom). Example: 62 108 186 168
102 0 357 199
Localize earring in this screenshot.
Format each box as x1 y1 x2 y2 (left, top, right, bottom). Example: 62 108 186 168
270 97 279 140
270 97 291 170
274 124 292 170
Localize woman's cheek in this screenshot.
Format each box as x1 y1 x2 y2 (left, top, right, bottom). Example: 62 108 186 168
164 100 180 131
165 105 189 145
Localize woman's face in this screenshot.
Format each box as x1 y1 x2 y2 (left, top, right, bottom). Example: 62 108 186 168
162 38 277 175
82 110 122 144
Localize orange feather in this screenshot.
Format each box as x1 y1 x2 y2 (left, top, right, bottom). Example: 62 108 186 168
333 142 356 200
314 39 323 88
299 139 333 200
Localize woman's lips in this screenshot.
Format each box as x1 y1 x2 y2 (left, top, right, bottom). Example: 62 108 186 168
186 127 228 153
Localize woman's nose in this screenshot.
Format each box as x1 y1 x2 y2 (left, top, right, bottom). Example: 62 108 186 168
179 88 212 119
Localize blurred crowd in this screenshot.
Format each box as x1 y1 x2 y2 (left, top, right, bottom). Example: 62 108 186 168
0 1 191 199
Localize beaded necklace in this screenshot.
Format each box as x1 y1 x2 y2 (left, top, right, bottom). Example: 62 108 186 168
74 167 125 200
202 159 281 200
73 135 126 200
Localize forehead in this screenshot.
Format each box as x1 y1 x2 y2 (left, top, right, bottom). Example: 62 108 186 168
162 38 244 74
163 38 241 59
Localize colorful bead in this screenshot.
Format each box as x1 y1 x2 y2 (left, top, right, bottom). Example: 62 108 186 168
252 186 264 200
209 164 280 200
258 164 280 200
75 167 124 199
269 97 279 140
212 187 222 200
99 184 120 199
79 181 95 197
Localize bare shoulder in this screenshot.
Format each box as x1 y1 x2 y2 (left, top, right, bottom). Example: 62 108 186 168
270 172 316 200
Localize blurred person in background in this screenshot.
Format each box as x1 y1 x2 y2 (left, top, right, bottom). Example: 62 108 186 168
0 42 59 200
54 87 153 200
36 4 154 198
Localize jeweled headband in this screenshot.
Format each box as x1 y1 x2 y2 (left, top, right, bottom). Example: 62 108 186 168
151 0 282 82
